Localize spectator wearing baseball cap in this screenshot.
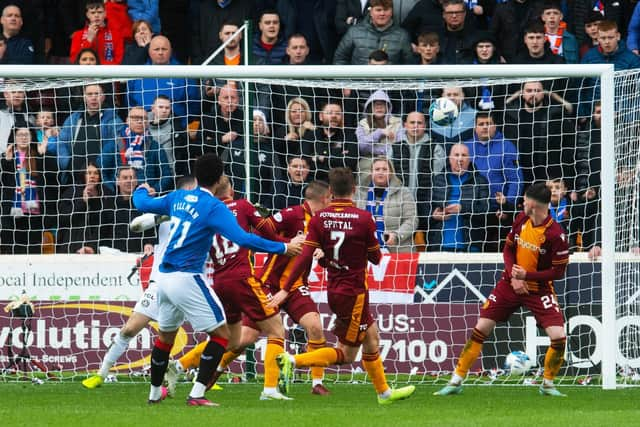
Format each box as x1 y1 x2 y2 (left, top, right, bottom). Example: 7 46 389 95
580 11 604 59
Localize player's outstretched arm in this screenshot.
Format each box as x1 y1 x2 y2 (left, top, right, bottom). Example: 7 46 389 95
252 214 289 243
215 205 287 255
132 185 170 215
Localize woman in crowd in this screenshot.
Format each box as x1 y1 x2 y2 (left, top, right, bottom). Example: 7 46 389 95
0 127 45 254
356 157 418 253
273 97 316 163
56 161 114 254
122 20 154 65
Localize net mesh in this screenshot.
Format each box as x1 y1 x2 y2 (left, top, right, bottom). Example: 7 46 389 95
0 68 634 387
613 69 640 384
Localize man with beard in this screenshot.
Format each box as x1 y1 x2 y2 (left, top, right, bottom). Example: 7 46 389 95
311 102 357 182
503 80 575 187
212 20 243 66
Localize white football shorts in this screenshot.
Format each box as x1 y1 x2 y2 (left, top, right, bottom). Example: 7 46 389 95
155 270 226 333
132 279 160 320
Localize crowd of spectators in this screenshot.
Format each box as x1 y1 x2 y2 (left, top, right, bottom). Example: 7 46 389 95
0 0 634 255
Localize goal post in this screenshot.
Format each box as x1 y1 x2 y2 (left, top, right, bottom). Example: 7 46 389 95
0 63 625 389
599 66 615 390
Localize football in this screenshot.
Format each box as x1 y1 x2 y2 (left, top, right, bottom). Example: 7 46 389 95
503 350 533 375
429 97 459 126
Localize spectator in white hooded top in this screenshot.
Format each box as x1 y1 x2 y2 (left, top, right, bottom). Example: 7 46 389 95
355 89 403 185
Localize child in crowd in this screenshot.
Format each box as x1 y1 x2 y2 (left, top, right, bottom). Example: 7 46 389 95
547 178 569 231
70 1 125 65
34 108 59 156
416 32 441 65
33 108 61 228
580 11 603 59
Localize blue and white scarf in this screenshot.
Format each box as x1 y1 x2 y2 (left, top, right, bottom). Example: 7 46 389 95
120 127 146 171
12 151 40 215
366 184 388 247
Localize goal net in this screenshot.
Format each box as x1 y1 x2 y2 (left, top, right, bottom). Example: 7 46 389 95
0 64 631 389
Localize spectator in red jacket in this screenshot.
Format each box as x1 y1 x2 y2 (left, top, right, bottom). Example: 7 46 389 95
69 1 125 65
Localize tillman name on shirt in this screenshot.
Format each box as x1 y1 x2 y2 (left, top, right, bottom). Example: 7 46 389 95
173 202 200 219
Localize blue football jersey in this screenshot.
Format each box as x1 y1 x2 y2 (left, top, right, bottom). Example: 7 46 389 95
133 186 286 273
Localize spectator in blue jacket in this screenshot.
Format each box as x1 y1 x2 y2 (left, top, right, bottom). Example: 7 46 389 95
54 84 125 190
581 20 640 69
627 2 640 55
1 4 34 64
465 112 523 251
127 0 160 34
102 106 172 193
126 35 200 128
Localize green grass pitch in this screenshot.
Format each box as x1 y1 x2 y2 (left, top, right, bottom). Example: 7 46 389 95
1 381 640 427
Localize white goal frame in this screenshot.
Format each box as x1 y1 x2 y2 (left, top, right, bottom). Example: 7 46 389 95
0 63 616 389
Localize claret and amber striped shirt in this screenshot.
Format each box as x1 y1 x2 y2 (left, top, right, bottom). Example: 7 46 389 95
502 212 570 293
